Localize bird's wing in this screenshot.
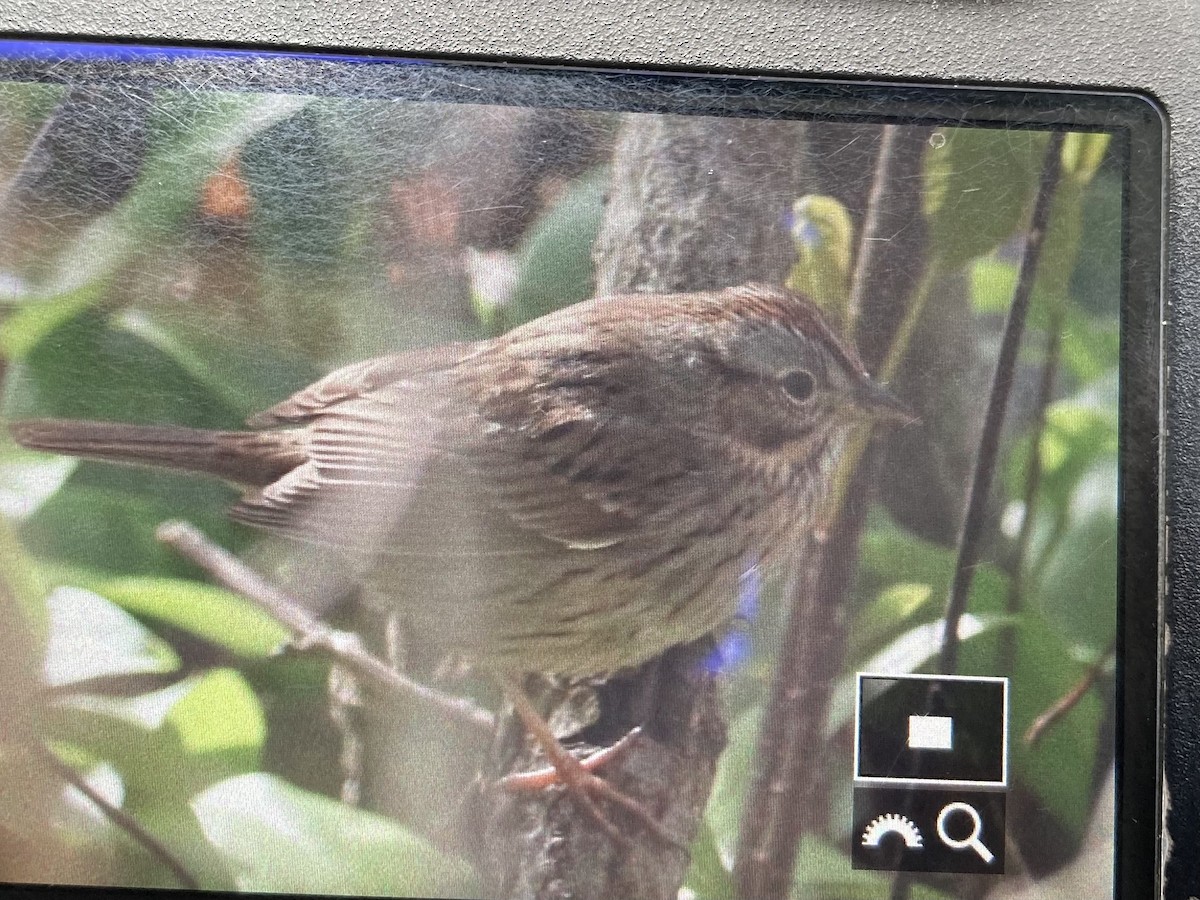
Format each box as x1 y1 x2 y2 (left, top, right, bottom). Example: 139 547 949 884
247 342 482 427
231 348 708 557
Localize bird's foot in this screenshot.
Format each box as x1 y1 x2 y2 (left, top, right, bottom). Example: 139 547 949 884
500 722 685 850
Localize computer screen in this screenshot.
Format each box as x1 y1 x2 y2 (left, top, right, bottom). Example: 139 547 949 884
0 40 1161 899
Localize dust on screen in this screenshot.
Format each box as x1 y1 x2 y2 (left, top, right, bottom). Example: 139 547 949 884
0 48 1121 899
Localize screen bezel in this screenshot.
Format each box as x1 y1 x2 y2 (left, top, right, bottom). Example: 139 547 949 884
0 37 1165 900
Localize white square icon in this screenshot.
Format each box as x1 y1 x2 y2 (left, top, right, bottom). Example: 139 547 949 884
854 673 1008 788
908 714 954 751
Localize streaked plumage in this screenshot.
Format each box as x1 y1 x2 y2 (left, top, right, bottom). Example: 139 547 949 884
10 283 908 675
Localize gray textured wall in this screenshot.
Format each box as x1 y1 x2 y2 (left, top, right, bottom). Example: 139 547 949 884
0 1 1195 897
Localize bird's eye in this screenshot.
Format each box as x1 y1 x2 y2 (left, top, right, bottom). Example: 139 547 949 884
780 369 816 403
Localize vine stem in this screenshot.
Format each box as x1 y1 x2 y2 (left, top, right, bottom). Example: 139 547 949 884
890 130 1067 900
939 131 1066 674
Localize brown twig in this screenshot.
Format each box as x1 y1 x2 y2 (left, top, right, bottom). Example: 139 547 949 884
37 743 199 890
845 124 900 337
733 453 880 900
155 520 494 733
1024 640 1116 745
939 131 1066 674
732 123 915 900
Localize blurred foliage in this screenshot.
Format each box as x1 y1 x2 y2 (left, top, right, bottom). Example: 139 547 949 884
471 166 609 334
922 128 1049 277
192 774 477 897
0 73 1121 900
785 194 853 326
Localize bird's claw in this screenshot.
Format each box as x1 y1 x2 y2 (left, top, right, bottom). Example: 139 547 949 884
499 727 686 851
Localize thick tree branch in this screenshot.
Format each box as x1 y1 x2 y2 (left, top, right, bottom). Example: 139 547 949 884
484 113 810 900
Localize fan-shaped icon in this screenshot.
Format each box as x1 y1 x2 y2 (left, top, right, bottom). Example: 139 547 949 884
861 813 924 850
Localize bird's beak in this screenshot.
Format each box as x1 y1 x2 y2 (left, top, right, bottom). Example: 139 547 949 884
852 376 919 426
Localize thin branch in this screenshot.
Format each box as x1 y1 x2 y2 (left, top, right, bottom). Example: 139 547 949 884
38 744 199 890
1024 640 1116 745
732 452 880 900
732 124 917 900
939 131 1066 674
845 124 901 337
156 520 494 733
1000 318 1064 673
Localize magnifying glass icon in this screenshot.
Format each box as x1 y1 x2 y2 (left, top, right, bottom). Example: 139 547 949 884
936 802 995 864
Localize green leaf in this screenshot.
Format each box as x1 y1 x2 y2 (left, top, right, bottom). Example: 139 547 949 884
48 669 267 890
19 475 240 577
63 678 195 732
705 706 761 860
923 128 1049 274
1035 134 1113 308
853 515 1010 666
1070 169 1123 318
1032 460 1118 651
1060 133 1112 184
4 308 241 427
786 194 853 324
192 774 478 897
43 586 180 687
0 504 50 627
0 280 109 359
112 308 323 419
1035 175 1086 304
828 614 999 736
50 760 196 889
240 105 363 265
53 669 264 785
970 257 1119 385
965 134 1116 338
845 582 936 664
495 167 608 331
1059 310 1120 383
0 448 77 521
1006 401 1110 494
4 307 250 575
969 256 1018 315
49 568 289 659
968 256 1053 326
857 516 955 598
1039 402 1117 500
169 668 266 757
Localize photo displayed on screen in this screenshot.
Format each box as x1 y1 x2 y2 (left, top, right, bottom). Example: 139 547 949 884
0 44 1129 899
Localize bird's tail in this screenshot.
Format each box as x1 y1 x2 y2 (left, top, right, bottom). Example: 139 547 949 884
8 418 305 487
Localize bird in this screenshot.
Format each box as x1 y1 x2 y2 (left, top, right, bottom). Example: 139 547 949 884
9 281 910 840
